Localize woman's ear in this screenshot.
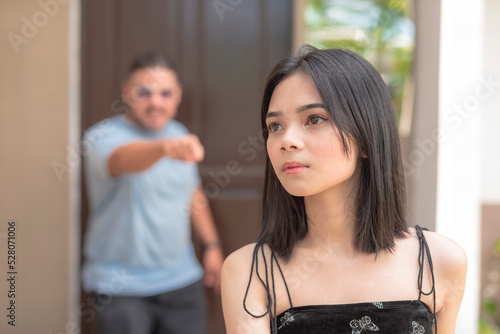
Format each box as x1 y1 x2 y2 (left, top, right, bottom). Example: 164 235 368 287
361 150 368 158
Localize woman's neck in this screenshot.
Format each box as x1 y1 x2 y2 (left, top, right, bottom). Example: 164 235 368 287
301 187 358 255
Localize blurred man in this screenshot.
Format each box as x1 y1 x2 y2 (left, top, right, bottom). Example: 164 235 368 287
82 51 223 334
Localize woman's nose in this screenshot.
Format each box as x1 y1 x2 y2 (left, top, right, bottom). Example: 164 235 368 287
280 126 304 151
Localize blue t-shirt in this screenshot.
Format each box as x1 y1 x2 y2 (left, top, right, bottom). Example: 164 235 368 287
82 115 204 296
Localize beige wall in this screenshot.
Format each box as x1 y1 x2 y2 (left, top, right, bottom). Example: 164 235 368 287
0 0 79 332
407 0 441 231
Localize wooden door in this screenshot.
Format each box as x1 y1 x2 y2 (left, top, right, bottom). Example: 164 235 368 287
81 1 292 333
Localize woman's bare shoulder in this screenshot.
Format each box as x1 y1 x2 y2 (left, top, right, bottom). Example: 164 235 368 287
410 227 467 302
223 243 272 286
222 243 272 333
408 228 467 329
415 227 468 274
223 242 274 266
222 242 276 282
222 243 257 275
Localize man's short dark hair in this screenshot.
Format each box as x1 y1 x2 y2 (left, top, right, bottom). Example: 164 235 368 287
127 51 178 78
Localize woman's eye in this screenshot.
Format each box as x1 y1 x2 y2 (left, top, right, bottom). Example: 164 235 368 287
267 123 283 133
308 116 327 125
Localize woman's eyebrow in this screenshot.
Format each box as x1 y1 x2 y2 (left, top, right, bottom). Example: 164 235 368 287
296 103 326 113
266 103 326 119
265 111 282 119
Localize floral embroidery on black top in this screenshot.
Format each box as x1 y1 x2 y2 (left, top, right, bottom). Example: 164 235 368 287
350 316 379 333
243 226 437 334
410 321 425 334
278 312 295 330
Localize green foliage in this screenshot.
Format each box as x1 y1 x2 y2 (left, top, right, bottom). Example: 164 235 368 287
479 318 500 334
480 238 500 333
485 299 499 316
304 0 415 124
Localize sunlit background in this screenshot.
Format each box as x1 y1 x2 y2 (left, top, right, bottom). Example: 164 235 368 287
301 1 499 333
305 0 415 127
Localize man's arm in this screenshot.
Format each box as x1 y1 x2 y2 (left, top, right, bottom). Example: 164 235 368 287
108 134 204 177
190 187 224 294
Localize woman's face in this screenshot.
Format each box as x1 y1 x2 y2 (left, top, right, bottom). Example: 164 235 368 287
265 71 358 198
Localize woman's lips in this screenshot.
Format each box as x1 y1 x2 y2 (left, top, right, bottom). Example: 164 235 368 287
282 162 309 174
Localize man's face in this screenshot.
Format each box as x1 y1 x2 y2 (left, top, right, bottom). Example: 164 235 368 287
123 67 182 131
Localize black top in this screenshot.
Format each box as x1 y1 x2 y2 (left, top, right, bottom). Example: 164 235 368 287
243 226 437 333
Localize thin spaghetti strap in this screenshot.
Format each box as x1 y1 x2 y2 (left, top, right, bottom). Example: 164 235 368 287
270 252 278 333
242 242 294 334
243 243 272 318
415 225 438 333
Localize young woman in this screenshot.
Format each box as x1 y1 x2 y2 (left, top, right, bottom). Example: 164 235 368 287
221 46 467 334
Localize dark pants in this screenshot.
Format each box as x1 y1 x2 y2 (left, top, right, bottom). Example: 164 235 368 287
94 280 207 334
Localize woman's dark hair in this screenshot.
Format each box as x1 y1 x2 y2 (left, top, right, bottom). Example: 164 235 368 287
257 46 408 261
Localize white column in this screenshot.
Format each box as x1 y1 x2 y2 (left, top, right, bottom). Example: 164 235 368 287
437 0 483 333
482 0 500 204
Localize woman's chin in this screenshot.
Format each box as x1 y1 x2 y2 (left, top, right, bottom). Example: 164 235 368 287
280 185 311 198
